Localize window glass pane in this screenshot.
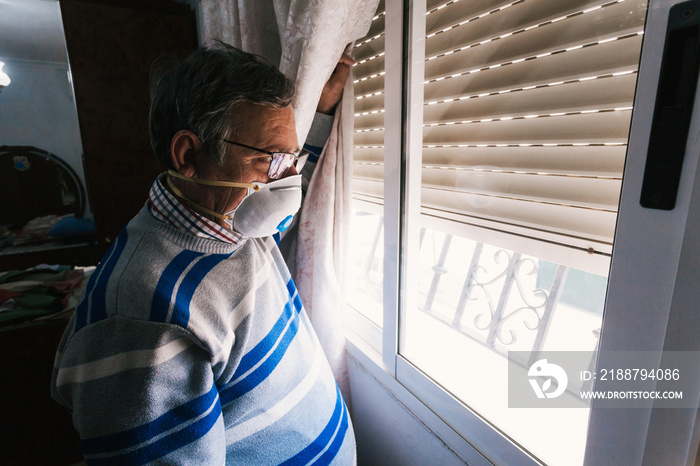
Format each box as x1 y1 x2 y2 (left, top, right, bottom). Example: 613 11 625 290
349 1 386 327
400 0 648 464
348 207 384 326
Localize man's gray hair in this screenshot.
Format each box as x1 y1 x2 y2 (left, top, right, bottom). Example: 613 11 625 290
149 42 295 169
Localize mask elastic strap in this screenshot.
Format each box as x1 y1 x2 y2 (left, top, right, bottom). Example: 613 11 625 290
166 171 260 230
167 170 260 191
165 175 234 225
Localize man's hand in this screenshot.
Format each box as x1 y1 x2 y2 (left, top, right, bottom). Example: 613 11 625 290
317 53 356 115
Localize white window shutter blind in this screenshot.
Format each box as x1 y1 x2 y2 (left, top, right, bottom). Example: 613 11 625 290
353 0 386 208
352 0 646 260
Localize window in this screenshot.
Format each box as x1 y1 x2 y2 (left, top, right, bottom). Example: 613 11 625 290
403 0 646 463
347 0 699 464
349 0 386 330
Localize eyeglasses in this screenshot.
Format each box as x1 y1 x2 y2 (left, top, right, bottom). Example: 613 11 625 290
223 140 309 180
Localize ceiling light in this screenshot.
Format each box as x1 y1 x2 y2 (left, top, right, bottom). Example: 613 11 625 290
0 62 10 87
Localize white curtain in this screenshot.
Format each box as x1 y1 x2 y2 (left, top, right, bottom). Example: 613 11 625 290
200 0 379 399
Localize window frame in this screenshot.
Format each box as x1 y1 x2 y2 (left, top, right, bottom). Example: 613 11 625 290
345 0 700 463
584 0 700 463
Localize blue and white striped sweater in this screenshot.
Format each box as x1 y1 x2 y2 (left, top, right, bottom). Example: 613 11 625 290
52 207 355 465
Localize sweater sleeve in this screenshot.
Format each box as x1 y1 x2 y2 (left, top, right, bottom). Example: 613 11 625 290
300 112 334 187
52 316 226 465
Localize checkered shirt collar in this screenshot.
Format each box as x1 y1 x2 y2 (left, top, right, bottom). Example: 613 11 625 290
147 173 243 244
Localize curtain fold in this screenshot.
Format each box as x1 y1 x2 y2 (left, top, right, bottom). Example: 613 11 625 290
292 73 354 397
201 0 379 399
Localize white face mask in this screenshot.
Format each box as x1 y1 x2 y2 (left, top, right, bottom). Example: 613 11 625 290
167 170 302 238
228 175 302 237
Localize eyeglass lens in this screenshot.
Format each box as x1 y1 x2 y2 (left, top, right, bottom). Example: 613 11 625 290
268 152 308 179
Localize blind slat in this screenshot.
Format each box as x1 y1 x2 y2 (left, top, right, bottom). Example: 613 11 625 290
425 0 645 60
423 73 637 123
423 37 643 101
364 13 386 41
422 145 627 177
421 190 618 244
353 56 386 83
354 130 385 146
426 0 454 12
422 111 633 145
422 171 622 209
354 145 627 177
426 0 532 34
353 73 385 97
353 111 385 131
353 147 386 164
356 162 621 209
353 34 386 62
353 178 385 199
355 92 386 114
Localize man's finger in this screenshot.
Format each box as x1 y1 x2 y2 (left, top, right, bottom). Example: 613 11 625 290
332 62 351 82
339 53 356 66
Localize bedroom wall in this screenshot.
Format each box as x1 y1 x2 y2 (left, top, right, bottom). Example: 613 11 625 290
0 58 88 217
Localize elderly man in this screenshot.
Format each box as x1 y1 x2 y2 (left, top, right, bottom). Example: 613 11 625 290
51 43 356 465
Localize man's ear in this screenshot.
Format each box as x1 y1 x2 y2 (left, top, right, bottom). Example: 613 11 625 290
170 130 203 177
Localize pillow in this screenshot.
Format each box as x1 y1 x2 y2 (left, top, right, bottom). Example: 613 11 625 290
47 215 95 238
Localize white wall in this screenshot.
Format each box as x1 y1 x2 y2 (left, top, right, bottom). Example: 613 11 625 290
348 353 468 466
0 57 88 217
